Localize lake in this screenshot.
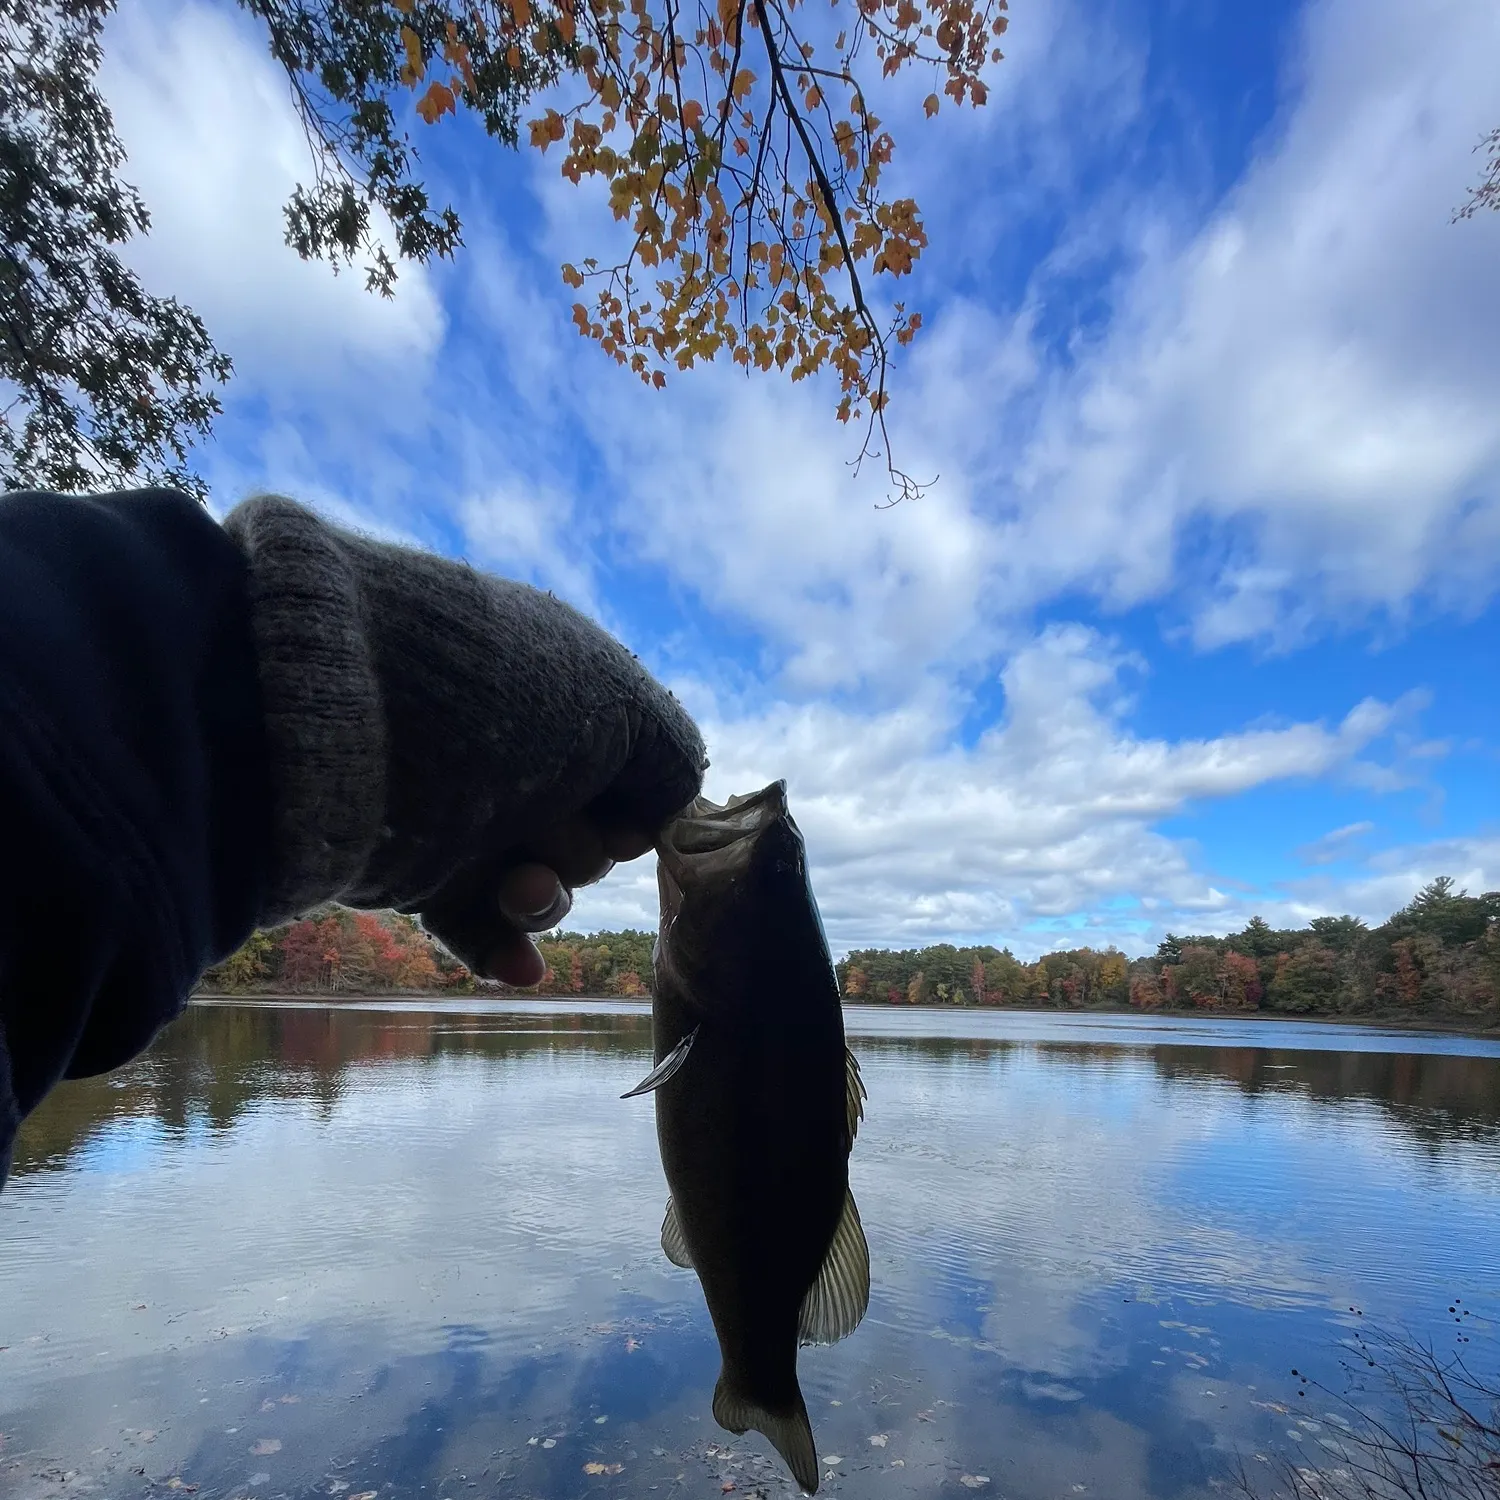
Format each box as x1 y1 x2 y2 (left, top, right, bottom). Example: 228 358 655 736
4 1002 1500 1500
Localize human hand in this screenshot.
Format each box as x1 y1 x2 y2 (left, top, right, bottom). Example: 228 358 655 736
481 815 658 986
224 495 707 973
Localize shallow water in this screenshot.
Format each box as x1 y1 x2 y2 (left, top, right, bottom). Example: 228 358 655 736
3 1001 1499 1500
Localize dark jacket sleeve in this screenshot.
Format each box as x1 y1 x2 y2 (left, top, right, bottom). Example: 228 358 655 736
0 488 271 1185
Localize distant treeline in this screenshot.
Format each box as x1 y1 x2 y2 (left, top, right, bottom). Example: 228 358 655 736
198 909 472 995
841 878 1500 1020
199 877 1499 1021
197 909 656 999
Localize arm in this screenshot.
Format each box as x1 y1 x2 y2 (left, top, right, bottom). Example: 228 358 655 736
0 487 270 1183
0 489 706 1186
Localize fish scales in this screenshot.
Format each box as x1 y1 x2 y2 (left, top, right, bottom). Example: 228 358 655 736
624 780 869 1494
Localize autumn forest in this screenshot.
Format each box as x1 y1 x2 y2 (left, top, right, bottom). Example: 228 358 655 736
196 877 1500 1024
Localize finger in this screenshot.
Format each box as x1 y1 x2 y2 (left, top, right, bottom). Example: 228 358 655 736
483 929 548 987
521 812 614 889
497 863 573 931
599 823 656 862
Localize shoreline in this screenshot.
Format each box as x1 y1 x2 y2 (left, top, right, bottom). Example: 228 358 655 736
190 993 1500 1037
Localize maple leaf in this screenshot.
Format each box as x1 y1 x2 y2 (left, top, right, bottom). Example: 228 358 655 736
416 80 456 123
398 24 424 84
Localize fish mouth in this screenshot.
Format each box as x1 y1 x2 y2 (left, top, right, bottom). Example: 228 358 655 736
653 781 789 996
655 780 789 888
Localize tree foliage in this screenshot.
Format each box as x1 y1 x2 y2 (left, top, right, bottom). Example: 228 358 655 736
201 878 1500 1019
840 878 1500 1021
201 907 465 995
2 0 1003 498
241 0 555 297
248 0 1008 497
198 909 658 999
1454 126 1500 225
0 0 232 499
840 941 1133 1008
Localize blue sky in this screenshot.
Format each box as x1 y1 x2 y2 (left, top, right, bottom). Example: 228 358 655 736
100 0 1499 957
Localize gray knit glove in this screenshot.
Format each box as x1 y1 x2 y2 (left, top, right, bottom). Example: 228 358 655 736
222 495 707 976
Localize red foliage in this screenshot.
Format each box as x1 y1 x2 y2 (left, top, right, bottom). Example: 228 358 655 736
1392 939 1425 1006
1130 974 1165 1010
280 917 339 988
1220 951 1263 1009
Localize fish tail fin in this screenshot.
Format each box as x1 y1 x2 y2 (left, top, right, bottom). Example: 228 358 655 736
713 1375 820 1494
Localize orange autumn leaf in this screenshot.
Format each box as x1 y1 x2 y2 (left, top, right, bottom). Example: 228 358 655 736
349 0 1017 500
398 24 424 83
416 79 456 122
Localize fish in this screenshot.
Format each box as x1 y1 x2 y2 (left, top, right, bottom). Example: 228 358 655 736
622 780 869 1495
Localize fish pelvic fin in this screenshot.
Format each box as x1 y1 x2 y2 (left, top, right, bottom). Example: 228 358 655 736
712 1376 820 1495
845 1046 866 1147
798 1187 871 1347
660 1197 694 1269
620 1027 698 1099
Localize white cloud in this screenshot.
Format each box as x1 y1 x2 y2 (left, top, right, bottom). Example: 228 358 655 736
991 0 1500 643
459 478 600 614
1295 821 1376 866
505 0 1500 702
99 0 444 392
606 376 998 694
1284 830 1500 927
568 624 1433 955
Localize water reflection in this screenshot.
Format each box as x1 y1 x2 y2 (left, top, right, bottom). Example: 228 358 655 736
14 1002 1500 1179
4 1002 1500 1500
8 1003 657 1176
1147 1043 1500 1147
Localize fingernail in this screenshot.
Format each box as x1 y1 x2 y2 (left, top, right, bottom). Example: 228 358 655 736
515 888 571 930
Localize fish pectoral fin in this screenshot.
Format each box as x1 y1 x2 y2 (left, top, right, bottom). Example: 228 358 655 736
660 1197 694 1269
712 1378 819 1495
845 1047 866 1146
797 1187 871 1347
620 1027 699 1099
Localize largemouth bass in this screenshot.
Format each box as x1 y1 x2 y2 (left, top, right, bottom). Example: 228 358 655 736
623 781 869 1494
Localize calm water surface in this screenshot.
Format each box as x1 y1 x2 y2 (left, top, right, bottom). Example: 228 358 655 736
4 1002 1500 1500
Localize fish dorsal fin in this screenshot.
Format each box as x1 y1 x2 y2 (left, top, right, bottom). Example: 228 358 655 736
620 1027 699 1099
797 1188 870 1347
845 1047 866 1147
660 1197 694 1269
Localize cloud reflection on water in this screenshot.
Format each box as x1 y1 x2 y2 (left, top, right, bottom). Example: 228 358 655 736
3 1002 1498 1500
